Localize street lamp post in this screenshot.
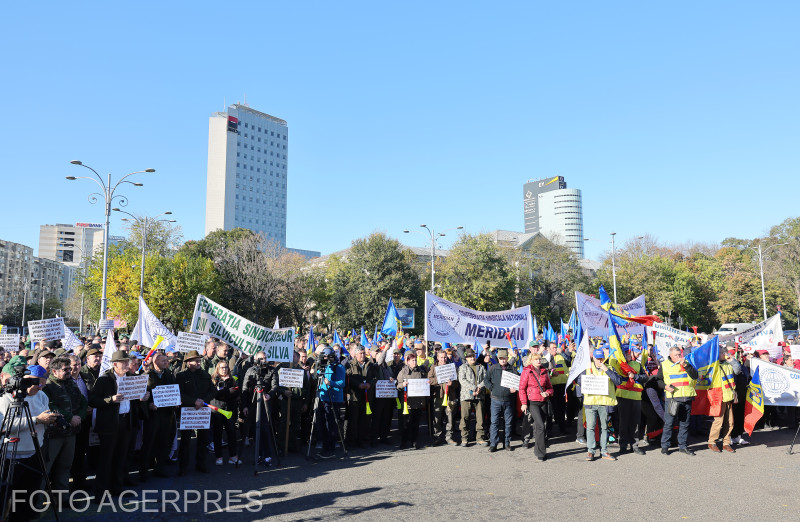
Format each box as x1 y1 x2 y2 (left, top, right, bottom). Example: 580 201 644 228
403 224 463 292
66 161 154 322
585 234 644 303
745 241 789 321
114 210 175 297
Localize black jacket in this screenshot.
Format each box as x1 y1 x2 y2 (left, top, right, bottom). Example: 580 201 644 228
485 363 519 402
142 368 177 421
210 375 241 412
346 360 378 402
88 369 141 434
175 368 215 408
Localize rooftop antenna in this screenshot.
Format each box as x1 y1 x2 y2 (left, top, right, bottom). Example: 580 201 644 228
223 96 226 110
243 93 248 107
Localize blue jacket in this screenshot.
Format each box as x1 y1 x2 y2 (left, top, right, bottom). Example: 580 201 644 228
319 364 345 403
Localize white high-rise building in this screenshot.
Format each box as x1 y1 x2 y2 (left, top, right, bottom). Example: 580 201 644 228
522 177 584 258
205 104 288 246
39 223 104 267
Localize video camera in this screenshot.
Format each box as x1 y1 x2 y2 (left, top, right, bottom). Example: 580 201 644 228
0 366 39 400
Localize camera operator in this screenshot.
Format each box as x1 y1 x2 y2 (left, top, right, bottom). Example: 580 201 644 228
316 346 345 459
0 365 59 522
42 356 87 498
241 351 278 465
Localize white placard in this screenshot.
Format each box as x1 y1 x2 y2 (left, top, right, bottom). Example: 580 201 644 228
278 368 305 388
407 378 430 397
375 380 398 398
152 384 181 407
581 374 610 396
0 334 20 351
176 331 205 353
500 371 520 390
791 347 800 361
434 363 457 383
27 318 65 341
117 374 149 399
179 407 211 430
98 319 115 331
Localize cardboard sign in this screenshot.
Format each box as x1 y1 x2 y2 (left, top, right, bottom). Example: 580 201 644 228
179 407 211 430
278 368 305 388
27 318 65 341
434 363 457 383
500 371 520 390
375 380 398 398
98 319 115 331
407 378 430 397
791 346 800 361
152 384 181 408
176 331 205 353
117 374 149 400
581 374 610 396
0 334 20 351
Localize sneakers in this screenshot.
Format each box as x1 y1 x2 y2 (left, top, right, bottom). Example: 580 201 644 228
601 453 616 461
734 435 750 446
228 457 242 465
207 442 215 452
215 457 224 466
576 437 586 445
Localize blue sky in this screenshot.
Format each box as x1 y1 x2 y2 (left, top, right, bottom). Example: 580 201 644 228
1 2 797 260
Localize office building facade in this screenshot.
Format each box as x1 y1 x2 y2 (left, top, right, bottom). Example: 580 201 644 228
522 177 584 258
39 223 104 267
205 104 288 246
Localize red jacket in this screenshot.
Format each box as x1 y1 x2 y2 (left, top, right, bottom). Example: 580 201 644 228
519 365 554 405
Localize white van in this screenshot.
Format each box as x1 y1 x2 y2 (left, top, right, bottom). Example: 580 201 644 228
715 322 756 336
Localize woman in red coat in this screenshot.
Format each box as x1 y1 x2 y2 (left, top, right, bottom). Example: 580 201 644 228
519 352 554 461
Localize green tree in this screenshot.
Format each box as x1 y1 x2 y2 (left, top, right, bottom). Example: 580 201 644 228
438 233 514 311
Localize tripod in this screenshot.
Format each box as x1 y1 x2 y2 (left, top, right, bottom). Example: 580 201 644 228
306 369 347 460
252 384 280 476
788 423 800 455
0 395 59 522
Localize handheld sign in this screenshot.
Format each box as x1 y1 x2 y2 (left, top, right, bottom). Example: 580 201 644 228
176 332 205 353
278 368 305 388
791 346 800 361
434 363 457 383
0 334 20 351
375 380 398 398
27 318 65 341
500 371 520 390
180 407 211 430
152 384 181 408
581 374 610 396
407 378 430 397
117 375 149 400
98 319 115 331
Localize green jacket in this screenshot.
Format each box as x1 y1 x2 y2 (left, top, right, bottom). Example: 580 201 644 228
43 374 88 435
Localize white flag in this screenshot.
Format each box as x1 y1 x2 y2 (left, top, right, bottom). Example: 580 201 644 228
274 316 280 329
101 330 115 373
61 328 83 353
131 296 177 349
566 333 591 392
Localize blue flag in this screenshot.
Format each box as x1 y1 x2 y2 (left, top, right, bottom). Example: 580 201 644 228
685 336 720 385
333 329 350 357
574 317 583 345
381 297 402 337
360 326 371 348
568 309 577 335
546 322 557 343
373 324 381 345
560 318 568 340
474 338 483 358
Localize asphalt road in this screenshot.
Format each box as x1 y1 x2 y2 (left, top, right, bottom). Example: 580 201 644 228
37 424 800 521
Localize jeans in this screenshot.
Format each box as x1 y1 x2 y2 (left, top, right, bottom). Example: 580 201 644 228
489 399 513 447
45 434 75 493
585 405 608 454
662 399 692 449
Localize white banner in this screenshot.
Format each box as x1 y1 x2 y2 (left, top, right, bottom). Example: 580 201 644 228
131 297 178 349
500 371 520 390
278 368 305 388
723 315 783 359
750 359 800 406
434 363 457 383
651 322 695 362
581 374 610 396
407 378 430 397
117 375 149 400
375 380 398 398
152 384 181 408
176 332 205 353
61 328 83 353
27 318 65 341
566 334 591 391
791 346 800 361
0 334 20 351
575 291 646 336
424 292 532 346
179 408 211 430
100 331 115 373
191 294 294 362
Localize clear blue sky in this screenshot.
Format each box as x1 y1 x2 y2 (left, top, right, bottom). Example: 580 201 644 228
1 2 797 260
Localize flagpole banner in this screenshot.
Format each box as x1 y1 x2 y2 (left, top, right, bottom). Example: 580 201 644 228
565 333 591 391
575 291 646 336
190 294 294 362
424 291 532 345
750 358 800 406
651 322 695 361
720 315 783 358
131 297 178 349
61 328 83 353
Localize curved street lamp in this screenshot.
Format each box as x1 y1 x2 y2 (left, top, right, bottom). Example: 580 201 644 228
403 225 463 292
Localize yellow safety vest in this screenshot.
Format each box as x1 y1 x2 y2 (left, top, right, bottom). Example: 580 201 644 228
550 354 569 385
615 360 643 400
661 360 696 399
719 362 736 403
583 364 617 406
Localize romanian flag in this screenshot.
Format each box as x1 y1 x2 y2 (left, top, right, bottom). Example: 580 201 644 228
607 311 635 377
307 326 317 353
686 336 722 416
743 366 764 436
598 285 661 327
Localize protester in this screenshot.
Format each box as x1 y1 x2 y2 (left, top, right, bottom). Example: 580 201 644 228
707 349 740 453
176 350 215 475
484 348 518 452
519 351 553 460
139 352 177 480
458 347 487 446
316 346 345 458
583 347 624 461
396 350 428 450
658 346 699 456
210 359 242 464
345 344 376 448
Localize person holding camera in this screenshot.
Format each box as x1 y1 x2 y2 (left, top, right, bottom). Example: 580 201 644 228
89 350 148 499
316 346 345 459
519 352 553 460
0 365 59 522
42 356 86 497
